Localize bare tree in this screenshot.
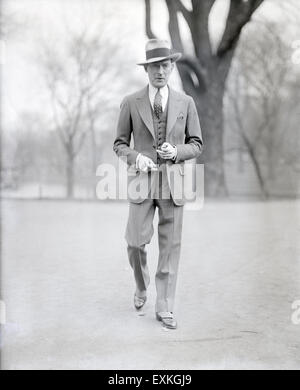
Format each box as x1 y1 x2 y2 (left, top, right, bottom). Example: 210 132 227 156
225 20 299 198
145 0 266 196
39 28 120 198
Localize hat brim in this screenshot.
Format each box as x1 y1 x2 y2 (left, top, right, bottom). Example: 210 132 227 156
137 52 182 66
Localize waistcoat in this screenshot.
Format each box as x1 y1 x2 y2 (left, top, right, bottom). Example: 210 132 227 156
152 101 168 165
149 101 171 199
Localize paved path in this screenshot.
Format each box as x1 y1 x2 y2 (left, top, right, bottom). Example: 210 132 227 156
1 199 300 369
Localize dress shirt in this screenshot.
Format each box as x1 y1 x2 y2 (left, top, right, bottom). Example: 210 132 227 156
148 84 169 112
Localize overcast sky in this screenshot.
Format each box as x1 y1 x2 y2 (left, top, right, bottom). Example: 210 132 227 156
2 0 299 128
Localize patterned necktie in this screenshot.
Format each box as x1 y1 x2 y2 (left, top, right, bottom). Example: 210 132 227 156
153 89 163 119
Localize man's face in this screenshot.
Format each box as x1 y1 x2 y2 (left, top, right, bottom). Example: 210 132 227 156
145 59 174 88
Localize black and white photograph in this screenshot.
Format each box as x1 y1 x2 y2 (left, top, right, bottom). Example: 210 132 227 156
0 0 300 371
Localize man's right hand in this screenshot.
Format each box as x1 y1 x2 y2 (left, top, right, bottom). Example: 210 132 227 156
136 153 158 172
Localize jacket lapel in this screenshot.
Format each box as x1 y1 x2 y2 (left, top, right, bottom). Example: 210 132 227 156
166 87 182 137
135 86 182 140
136 86 155 140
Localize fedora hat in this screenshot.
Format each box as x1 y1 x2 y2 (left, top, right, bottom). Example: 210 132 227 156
137 39 182 66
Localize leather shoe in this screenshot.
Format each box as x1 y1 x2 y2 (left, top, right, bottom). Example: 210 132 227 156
156 312 177 329
134 294 147 310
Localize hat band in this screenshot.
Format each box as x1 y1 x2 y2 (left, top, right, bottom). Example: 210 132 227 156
146 47 171 60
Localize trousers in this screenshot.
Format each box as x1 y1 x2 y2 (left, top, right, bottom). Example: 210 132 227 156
125 167 184 312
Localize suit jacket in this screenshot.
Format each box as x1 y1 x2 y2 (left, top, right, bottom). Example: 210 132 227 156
113 85 203 206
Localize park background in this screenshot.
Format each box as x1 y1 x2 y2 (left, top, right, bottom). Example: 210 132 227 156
1 0 300 199
1 0 300 370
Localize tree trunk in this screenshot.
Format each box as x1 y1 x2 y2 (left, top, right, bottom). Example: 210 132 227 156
90 128 97 199
250 149 268 199
197 80 228 197
177 60 229 197
66 152 74 199
240 128 268 199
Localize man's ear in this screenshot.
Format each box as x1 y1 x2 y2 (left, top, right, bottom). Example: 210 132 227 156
144 65 148 73
171 62 175 71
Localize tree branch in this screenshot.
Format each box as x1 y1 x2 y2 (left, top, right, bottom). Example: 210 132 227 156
174 0 192 26
178 55 207 92
165 0 184 52
189 0 215 62
145 0 157 39
217 0 265 57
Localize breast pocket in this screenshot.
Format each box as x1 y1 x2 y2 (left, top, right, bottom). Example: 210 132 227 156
177 112 185 121
177 111 187 129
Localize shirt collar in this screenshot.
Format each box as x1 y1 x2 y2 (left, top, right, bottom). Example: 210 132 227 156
148 84 169 110
148 84 169 101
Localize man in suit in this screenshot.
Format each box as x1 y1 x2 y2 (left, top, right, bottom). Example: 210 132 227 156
113 39 203 329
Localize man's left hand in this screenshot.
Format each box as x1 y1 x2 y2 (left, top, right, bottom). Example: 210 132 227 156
157 142 177 161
